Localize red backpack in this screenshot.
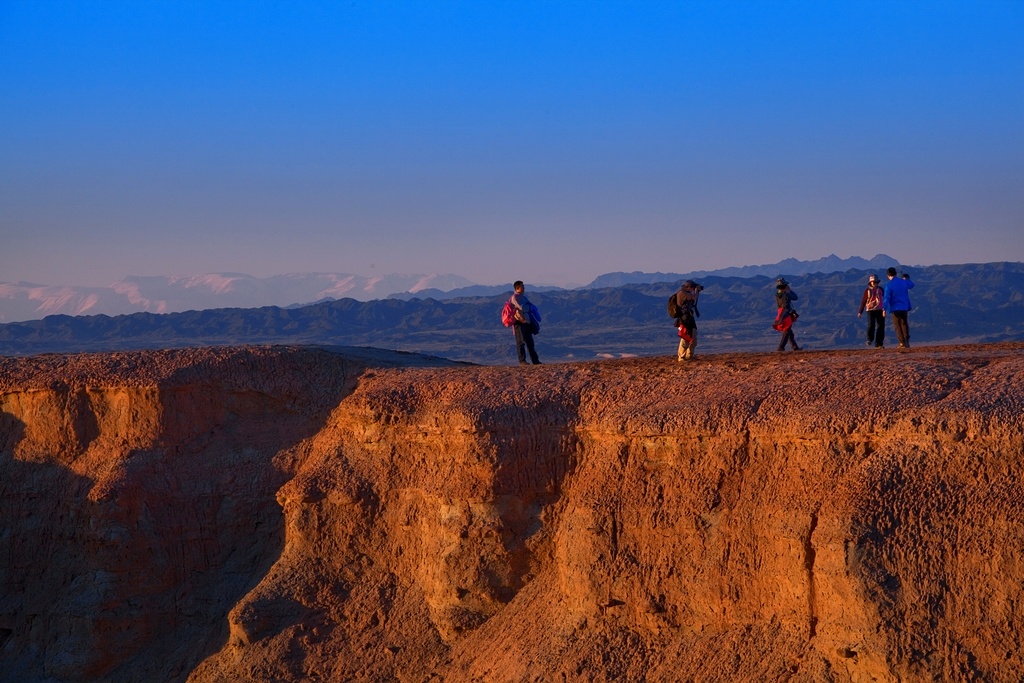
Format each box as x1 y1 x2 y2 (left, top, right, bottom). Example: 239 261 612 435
501 299 515 327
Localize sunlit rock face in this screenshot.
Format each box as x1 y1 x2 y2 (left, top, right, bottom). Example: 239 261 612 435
2 343 1023 683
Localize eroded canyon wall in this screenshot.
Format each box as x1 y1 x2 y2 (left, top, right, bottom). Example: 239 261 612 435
2 344 1023 682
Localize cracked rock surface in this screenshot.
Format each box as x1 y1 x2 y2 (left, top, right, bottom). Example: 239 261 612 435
2 342 1023 682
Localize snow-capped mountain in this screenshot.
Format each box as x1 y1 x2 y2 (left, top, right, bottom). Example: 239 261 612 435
0 273 476 323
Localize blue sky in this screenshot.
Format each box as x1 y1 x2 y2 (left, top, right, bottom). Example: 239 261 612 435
2 1 1022 288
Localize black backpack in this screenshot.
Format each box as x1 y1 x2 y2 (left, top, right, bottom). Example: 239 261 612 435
670 290 699 323
667 293 681 318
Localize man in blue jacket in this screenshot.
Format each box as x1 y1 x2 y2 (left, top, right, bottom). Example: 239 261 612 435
883 267 915 350
510 280 541 365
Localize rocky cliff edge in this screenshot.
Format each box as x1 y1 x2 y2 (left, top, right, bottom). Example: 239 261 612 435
2 343 1023 682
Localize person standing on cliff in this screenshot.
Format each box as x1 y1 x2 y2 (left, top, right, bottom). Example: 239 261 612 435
857 274 885 349
674 279 703 361
773 277 801 352
510 280 541 365
883 267 914 350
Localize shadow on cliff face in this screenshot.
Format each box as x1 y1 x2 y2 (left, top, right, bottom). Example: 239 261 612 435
0 413 96 682
0 394 298 683
0 348 376 683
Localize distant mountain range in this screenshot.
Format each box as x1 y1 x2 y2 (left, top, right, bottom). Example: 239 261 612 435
0 272 476 323
1 255 905 322
2 261 1022 363
585 253 901 288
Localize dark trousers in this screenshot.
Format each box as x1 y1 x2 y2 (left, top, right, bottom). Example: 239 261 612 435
891 310 910 347
514 323 540 364
866 310 885 347
778 328 798 351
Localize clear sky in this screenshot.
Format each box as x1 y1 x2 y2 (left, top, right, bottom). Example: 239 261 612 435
2 1 1022 288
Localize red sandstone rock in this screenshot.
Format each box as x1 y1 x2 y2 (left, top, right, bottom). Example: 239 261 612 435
2 343 1023 682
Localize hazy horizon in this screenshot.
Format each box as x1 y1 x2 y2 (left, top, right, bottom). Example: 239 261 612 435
2 251 924 292
3 1 1022 288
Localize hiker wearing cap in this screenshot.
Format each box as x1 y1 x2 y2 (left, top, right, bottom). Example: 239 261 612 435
674 280 703 361
858 274 886 349
883 267 915 350
772 277 801 352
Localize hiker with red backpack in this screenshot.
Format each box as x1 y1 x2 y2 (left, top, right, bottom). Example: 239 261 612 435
502 280 541 365
857 274 886 349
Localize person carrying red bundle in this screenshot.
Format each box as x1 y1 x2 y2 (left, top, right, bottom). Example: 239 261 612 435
773 277 801 352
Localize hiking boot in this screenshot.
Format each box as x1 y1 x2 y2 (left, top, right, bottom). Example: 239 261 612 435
793 345 802 351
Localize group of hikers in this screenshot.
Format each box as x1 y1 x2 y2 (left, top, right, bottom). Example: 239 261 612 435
855 268 916 351
502 267 915 364
671 266 916 361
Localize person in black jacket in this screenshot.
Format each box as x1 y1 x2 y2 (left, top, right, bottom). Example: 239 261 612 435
674 280 702 361
773 278 801 352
